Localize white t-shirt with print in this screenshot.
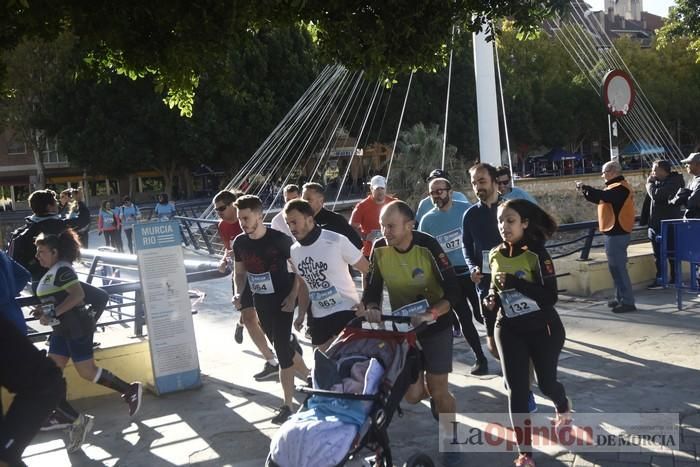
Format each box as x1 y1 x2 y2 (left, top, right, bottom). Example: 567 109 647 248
290 229 363 318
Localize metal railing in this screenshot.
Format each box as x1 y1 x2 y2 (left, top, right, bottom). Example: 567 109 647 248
18 249 227 339
546 216 647 260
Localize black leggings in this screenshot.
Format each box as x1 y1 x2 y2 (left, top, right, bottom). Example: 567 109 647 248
495 313 568 455
124 228 134 253
454 274 486 360
257 304 296 369
0 317 65 465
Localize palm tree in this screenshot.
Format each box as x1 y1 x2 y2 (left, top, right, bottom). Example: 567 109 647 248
392 122 457 205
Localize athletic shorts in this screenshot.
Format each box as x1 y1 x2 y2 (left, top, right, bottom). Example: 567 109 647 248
309 309 357 346
49 334 94 363
240 284 254 309
418 325 453 375
256 304 296 369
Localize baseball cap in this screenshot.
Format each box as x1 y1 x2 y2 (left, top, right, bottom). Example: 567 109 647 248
370 175 386 189
680 153 700 164
427 169 448 181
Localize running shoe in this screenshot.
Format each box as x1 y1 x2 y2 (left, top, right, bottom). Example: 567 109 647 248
66 413 94 454
647 279 664 290
607 300 618 308
271 405 292 425
234 323 244 344
612 303 637 314
122 382 143 417
40 411 73 431
290 333 303 356
528 391 538 413
514 453 536 466
254 362 279 381
470 357 489 376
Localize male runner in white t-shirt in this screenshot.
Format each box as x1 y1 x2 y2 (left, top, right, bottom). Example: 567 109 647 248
283 199 368 350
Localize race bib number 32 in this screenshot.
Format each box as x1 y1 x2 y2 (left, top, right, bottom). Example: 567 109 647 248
248 272 275 295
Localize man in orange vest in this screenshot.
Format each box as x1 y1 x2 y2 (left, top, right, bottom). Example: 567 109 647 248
579 160 636 313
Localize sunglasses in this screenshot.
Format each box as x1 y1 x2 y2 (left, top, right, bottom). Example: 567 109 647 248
215 204 230 212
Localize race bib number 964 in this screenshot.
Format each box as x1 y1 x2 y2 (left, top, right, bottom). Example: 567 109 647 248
248 272 275 295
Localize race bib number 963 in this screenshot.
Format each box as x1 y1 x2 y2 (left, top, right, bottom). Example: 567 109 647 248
310 287 342 309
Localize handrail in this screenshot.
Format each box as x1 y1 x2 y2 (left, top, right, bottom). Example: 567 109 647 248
546 216 645 260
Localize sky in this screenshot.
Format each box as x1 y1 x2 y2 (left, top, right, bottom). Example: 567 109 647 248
587 0 676 18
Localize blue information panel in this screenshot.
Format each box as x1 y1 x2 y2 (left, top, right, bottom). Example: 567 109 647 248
135 221 201 394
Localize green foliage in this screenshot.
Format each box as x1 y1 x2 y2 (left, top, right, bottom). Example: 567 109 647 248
658 0 700 62
32 25 318 195
393 122 457 205
1 0 569 114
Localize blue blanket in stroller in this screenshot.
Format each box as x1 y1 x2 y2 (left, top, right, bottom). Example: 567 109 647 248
269 356 385 467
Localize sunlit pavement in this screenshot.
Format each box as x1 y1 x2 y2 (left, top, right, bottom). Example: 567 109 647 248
21 239 700 466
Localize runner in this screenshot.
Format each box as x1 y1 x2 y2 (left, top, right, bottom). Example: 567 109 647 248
153 193 177 220
32 230 142 453
232 195 309 424
301 182 363 250
270 184 300 238
213 190 279 381
350 175 395 259
362 200 463 467
0 315 65 467
283 199 368 351
461 163 504 355
418 176 488 375
483 199 571 467
97 200 121 251
415 169 470 224
118 196 140 254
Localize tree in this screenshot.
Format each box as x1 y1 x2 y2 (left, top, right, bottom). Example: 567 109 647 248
2 1 570 115
393 122 457 205
0 33 75 188
658 0 700 63
37 25 319 197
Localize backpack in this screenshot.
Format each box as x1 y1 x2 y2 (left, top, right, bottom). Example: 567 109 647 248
7 218 66 280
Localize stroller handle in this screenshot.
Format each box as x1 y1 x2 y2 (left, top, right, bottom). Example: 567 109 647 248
296 386 380 400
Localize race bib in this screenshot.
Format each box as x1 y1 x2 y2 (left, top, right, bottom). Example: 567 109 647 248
248 272 275 295
310 286 342 309
499 289 540 318
437 229 462 253
482 251 491 274
392 299 429 317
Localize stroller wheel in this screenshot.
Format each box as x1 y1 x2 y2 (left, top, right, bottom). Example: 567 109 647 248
403 452 434 467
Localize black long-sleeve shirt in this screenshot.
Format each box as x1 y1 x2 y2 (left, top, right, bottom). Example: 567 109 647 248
314 207 363 250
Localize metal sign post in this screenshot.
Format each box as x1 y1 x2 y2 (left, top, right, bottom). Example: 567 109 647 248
602 69 635 162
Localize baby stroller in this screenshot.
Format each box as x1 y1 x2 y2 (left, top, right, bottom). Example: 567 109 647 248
267 316 434 467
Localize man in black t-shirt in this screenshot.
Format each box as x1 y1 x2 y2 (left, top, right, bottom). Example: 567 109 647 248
232 195 309 425
301 182 363 249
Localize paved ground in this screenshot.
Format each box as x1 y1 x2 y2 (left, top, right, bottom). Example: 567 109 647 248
18 241 700 466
